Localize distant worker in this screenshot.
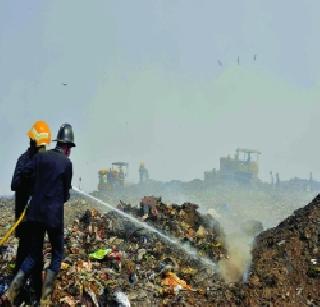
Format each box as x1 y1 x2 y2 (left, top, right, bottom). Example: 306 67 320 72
276 173 280 187
11 120 51 303
7 123 75 304
139 162 149 184
270 171 274 186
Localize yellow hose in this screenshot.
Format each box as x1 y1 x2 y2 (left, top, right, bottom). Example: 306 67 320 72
0 206 28 246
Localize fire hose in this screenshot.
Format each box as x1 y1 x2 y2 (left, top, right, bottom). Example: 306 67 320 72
0 204 28 246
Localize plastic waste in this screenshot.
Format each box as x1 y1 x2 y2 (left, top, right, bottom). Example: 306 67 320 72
89 248 112 260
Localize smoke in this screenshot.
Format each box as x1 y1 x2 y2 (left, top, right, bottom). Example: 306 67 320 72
202 203 252 282
195 183 317 282
213 203 254 283
218 232 252 283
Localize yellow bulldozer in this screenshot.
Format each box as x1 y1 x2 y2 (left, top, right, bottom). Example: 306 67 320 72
98 162 129 191
204 148 261 184
219 148 261 183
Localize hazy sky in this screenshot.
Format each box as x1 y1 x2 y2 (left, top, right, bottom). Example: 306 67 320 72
1 0 320 194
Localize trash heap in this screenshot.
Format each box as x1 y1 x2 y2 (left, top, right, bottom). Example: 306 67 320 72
49 197 243 306
117 196 226 262
0 198 14 238
2 193 320 306
64 197 97 226
0 198 16 300
244 194 320 306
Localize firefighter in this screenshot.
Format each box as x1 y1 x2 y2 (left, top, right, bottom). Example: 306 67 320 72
6 123 75 304
11 120 51 303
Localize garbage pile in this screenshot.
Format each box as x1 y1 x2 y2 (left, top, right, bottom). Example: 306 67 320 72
49 197 240 305
0 198 14 238
64 197 97 226
244 194 320 306
0 198 15 301
1 193 320 306
117 196 226 262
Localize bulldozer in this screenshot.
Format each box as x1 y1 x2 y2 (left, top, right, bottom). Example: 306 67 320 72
204 148 261 184
98 162 129 191
220 148 261 183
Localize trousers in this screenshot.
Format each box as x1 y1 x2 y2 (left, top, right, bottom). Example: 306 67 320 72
15 222 43 300
20 222 64 275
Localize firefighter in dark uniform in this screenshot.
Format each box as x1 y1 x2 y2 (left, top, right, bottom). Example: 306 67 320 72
11 120 52 303
6 123 75 304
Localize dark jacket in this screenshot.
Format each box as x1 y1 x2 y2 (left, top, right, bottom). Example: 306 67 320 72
11 149 34 219
23 148 73 229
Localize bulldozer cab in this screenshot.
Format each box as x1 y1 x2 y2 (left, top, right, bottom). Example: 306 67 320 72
235 148 260 163
220 148 261 183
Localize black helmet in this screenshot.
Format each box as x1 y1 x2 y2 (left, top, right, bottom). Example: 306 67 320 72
54 123 76 147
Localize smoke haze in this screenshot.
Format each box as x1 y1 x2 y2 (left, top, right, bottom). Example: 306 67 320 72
1 1 320 193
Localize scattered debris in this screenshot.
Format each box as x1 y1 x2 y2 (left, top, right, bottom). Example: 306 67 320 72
1 193 320 305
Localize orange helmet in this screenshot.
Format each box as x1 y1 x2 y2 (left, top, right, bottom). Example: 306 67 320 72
27 120 52 146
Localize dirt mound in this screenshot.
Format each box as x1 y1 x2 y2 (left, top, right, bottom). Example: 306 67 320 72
245 194 320 306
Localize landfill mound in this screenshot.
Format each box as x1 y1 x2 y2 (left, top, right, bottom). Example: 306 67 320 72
117 197 226 262
0 198 15 238
0 197 243 306
64 197 99 226
244 194 320 306
51 197 241 306
1 194 320 306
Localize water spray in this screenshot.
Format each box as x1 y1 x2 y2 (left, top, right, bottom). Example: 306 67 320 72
72 187 217 271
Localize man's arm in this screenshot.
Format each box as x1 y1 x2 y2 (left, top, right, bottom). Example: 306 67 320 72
64 160 73 202
11 158 22 191
11 153 31 191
